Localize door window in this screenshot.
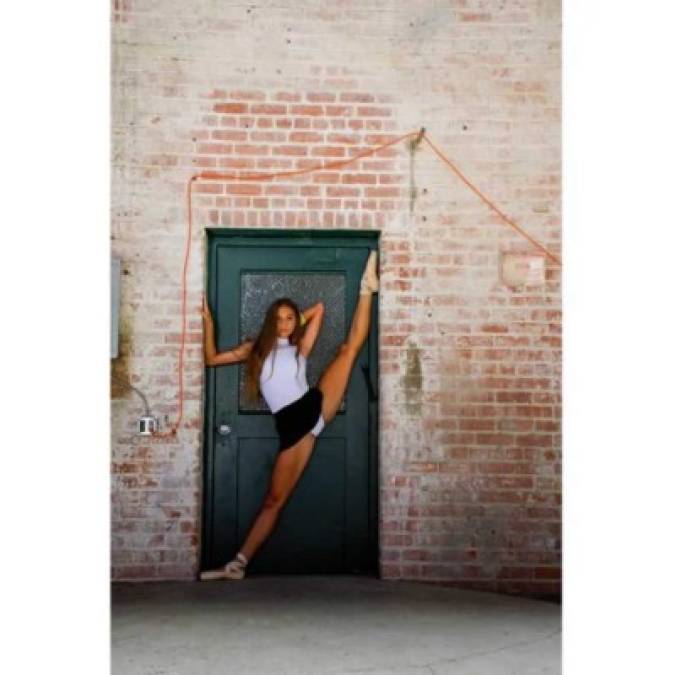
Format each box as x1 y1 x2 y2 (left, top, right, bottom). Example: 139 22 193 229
238 272 347 412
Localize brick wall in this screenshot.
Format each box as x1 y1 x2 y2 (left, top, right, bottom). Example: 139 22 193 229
111 0 561 599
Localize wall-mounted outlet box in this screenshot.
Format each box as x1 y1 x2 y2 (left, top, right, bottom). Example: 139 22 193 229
500 253 545 289
138 416 158 435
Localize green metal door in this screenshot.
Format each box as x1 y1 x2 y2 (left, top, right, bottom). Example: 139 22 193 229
201 230 379 576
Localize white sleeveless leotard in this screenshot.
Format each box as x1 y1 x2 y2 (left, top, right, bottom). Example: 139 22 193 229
259 337 325 436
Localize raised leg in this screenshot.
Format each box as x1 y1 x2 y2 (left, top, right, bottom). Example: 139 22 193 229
317 291 374 425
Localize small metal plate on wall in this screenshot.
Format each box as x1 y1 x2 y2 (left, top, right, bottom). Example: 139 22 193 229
500 253 546 289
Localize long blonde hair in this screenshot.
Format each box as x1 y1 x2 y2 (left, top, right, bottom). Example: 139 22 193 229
244 297 306 404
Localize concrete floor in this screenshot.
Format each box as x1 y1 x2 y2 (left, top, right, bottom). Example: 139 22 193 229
112 576 561 675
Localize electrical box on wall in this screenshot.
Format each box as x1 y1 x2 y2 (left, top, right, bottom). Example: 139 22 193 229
500 252 545 289
111 257 121 359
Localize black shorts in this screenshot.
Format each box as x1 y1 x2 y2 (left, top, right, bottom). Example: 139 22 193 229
273 386 325 452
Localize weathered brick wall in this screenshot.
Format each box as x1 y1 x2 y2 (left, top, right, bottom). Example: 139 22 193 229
111 0 561 599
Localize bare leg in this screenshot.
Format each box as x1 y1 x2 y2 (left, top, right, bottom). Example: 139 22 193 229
201 432 317 579
237 432 317 562
318 291 374 424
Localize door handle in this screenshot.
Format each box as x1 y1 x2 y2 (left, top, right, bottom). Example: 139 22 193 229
216 423 233 436
360 364 378 402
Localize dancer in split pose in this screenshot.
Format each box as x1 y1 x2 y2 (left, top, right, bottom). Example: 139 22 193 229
200 250 379 580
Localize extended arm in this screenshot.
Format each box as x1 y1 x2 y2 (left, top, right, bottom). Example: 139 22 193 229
202 296 254 366
298 301 325 359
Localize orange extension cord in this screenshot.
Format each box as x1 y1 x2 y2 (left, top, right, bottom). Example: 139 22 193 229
153 129 561 437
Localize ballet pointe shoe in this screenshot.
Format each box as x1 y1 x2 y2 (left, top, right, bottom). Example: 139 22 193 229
200 552 248 580
360 250 379 295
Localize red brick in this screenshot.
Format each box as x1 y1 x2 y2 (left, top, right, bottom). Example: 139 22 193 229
272 145 308 156
194 183 223 194
196 143 233 155
313 173 340 184
327 186 359 197
213 103 247 113
234 144 269 155
217 158 255 169
312 146 346 157
250 104 287 115
265 185 297 196
357 106 391 117
516 434 553 447
289 131 324 143
365 187 401 198
211 130 248 141
291 105 324 116
325 105 352 116
225 184 262 195
475 432 515 445
461 419 495 431
306 92 335 102
327 133 360 144
227 90 265 101
341 174 376 184
250 131 287 143
274 92 300 102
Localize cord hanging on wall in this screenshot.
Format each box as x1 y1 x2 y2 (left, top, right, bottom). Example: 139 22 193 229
152 128 562 437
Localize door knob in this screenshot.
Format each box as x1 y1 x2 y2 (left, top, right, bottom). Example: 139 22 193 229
217 423 232 436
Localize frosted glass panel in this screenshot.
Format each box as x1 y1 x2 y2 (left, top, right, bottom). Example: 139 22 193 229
239 273 347 412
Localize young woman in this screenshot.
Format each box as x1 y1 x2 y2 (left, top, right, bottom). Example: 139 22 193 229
200 250 379 580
